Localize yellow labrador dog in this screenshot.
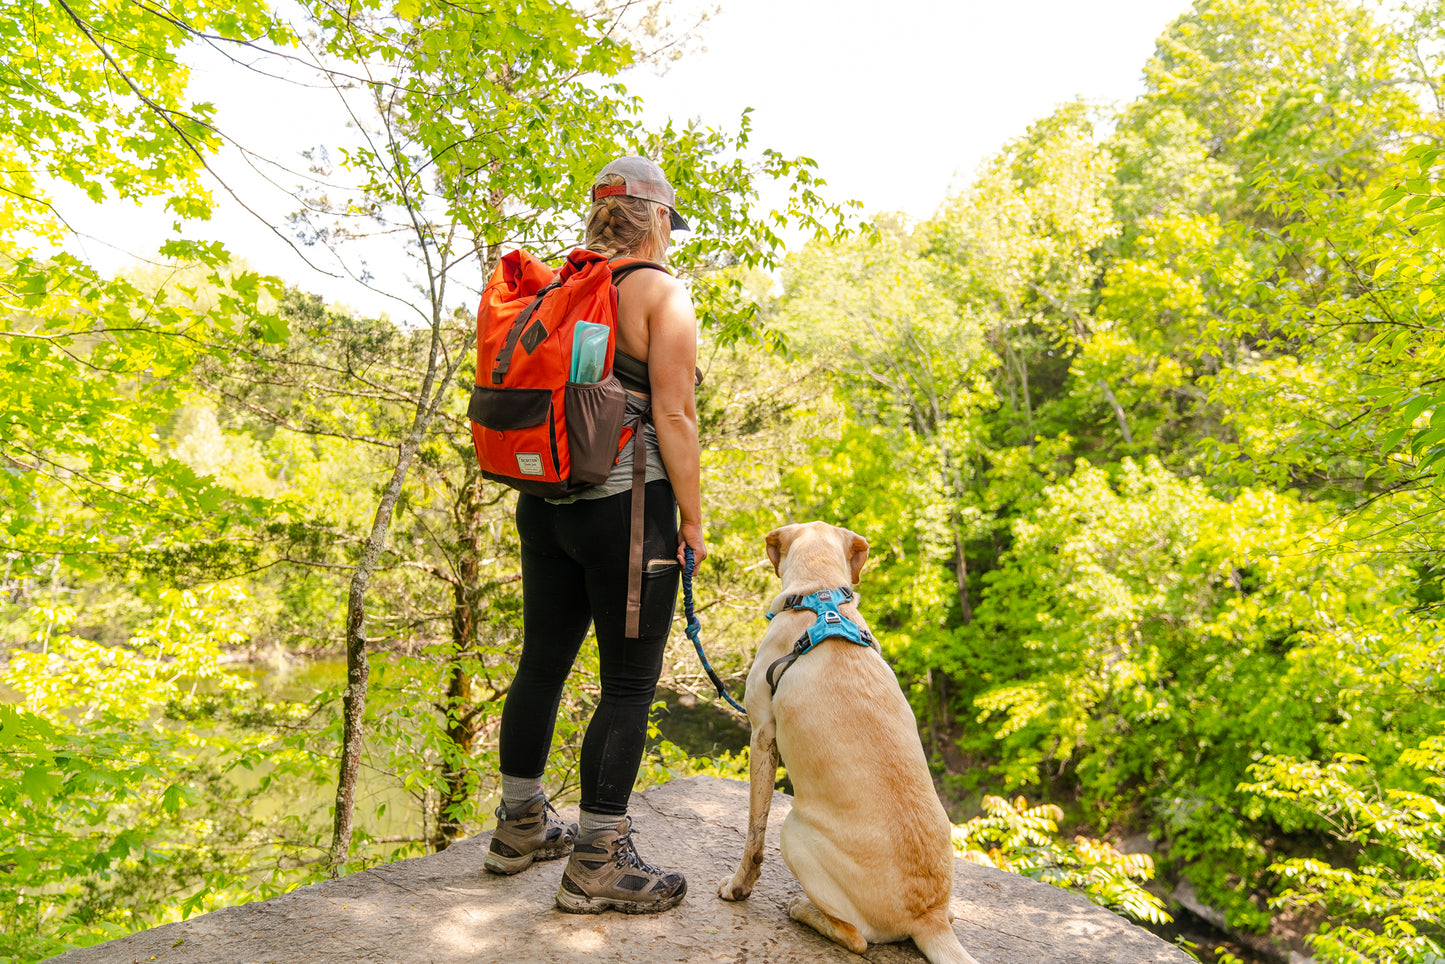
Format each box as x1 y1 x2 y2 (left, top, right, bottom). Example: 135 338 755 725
717 522 978 964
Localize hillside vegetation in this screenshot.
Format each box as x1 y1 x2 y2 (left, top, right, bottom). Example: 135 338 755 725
3 1 1443 961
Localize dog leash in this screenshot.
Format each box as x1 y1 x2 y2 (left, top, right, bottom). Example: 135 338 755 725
682 547 747 715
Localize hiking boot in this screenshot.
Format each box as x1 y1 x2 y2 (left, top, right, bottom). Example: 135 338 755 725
484 793 578 875
555 816 687 914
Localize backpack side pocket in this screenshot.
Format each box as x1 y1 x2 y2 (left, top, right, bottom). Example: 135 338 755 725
564 374 628 485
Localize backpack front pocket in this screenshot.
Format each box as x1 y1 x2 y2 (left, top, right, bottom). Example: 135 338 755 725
468 386 550 431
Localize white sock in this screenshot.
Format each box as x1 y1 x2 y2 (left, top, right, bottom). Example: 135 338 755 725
500 774 542 811
579 809 624 836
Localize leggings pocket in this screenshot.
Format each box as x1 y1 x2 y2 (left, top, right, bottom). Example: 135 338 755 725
637 564 681 640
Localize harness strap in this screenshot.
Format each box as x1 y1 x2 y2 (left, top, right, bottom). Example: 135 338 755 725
764 587 876 694
765 647 802 693
778 586 854 612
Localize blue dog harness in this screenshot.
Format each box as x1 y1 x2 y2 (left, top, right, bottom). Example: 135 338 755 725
764 586 877 693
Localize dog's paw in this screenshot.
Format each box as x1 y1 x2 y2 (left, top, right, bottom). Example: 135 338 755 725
717 877 751 901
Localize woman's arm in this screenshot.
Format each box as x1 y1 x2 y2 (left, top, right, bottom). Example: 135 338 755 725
646 277 708 565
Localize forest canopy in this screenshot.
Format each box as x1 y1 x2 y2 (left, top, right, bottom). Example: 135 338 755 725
3 0 1444 962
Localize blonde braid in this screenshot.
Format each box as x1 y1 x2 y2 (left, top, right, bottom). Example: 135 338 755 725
585 173 670 264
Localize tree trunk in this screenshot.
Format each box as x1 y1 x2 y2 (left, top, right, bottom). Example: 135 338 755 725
327 320 467 873
432 460 487 851
924 668 941 755
1098 379 1134 445
952 524 973 626
327 428 434 874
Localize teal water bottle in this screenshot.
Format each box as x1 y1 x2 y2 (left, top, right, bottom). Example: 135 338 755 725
570 322 610 383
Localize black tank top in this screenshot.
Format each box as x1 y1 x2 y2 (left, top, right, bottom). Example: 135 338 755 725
613 349 650 393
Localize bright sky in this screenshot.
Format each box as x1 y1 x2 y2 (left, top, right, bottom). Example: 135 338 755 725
61 0 1195 320
626 0 1195 224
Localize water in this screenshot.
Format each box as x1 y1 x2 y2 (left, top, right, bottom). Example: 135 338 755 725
648 687 751 758
227 655 752 839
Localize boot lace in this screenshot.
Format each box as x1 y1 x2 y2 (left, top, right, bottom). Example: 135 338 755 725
614 826 665 875
542 800 572 831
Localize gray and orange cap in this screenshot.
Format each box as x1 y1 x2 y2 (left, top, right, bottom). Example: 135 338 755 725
592 156 690 231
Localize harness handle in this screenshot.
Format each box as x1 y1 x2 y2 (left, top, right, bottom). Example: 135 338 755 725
682 547 747 715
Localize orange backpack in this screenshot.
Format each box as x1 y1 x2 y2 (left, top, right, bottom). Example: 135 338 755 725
469 247 664 495
468 247 666 634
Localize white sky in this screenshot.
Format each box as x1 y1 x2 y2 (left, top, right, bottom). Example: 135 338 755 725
626 0 1195 223
58 0 1194 320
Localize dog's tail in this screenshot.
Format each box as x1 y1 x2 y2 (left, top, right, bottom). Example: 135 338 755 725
911 910 980 964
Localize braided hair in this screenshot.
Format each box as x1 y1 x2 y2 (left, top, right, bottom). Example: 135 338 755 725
585 173 671 264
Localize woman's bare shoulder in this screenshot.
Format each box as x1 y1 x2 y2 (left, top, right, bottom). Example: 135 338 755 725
620 266 694 317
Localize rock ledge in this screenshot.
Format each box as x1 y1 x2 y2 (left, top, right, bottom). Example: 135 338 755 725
50 776 1191 963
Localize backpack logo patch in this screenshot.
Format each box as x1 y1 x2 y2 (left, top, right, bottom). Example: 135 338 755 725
520 320 547 354
515 453 545 476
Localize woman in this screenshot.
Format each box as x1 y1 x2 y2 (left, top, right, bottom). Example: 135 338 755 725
485 156 707 916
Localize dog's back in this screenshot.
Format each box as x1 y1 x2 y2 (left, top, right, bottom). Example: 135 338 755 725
772 633 955 940
726 521 977 964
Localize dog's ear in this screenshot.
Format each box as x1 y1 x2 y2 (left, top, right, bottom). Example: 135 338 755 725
844 529 869 584
765 526 791 577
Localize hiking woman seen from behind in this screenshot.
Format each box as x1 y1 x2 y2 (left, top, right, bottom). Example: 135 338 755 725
485 156 707 915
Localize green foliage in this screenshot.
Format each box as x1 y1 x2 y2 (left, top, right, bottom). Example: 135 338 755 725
0 0 292 242
0 588 329 960
951 454 1442 928
1242 749 1445 964
1 258 291 587
1 1 298 587
953 794 1170 925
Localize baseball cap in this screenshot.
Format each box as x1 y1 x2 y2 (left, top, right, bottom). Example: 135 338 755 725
591 156 690 231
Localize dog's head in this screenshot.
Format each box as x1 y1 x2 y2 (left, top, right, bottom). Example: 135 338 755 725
765 522 869 586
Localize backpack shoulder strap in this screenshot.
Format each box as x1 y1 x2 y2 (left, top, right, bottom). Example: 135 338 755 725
599 254 669 638
609 258 670 286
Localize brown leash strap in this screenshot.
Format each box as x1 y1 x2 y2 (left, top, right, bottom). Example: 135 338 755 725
625 410 648 638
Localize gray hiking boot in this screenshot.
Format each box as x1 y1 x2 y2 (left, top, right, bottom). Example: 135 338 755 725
484 793 578 875
555 816 687 914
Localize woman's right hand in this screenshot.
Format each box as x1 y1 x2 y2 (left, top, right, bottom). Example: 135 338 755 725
678 521 708 568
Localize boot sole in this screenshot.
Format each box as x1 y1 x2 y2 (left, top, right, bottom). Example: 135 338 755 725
484 840 572 875
554 878 687 915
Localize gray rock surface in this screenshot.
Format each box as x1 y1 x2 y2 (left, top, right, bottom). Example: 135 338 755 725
50 776 1192 963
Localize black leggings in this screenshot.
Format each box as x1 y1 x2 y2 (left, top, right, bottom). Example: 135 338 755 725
498 480 680 816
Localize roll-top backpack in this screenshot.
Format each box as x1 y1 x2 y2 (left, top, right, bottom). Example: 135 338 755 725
469 247 667 635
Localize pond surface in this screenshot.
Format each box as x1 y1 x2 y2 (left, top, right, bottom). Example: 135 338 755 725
229 654 751 837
